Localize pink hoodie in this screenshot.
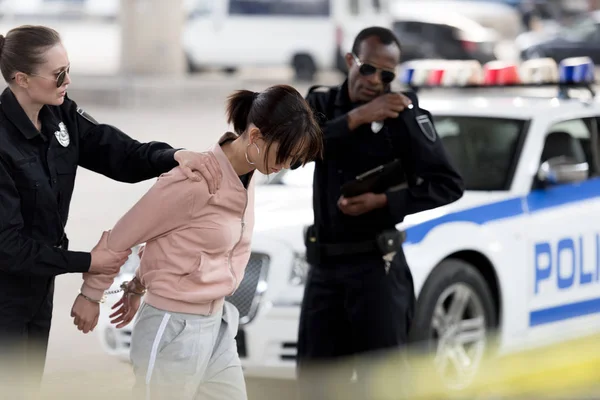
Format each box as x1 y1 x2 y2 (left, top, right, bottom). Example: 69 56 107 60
81 133 255 316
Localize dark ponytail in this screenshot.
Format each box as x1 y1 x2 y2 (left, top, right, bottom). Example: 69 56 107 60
225 84 324 170
0 35 5 57
226 90 257 135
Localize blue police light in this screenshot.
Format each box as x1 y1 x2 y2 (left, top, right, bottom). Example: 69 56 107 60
399 66 415 85
558 57 595 84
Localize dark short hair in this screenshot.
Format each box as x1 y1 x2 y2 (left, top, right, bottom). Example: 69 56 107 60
0 25 62 83
226 84 323 170
351 26 401 57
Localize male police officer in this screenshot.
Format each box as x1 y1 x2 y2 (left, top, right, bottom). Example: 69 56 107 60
296 27 464 399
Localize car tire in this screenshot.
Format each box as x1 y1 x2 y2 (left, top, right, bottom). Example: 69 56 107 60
292 54 316 82
186 54 200 74
409 258 498 391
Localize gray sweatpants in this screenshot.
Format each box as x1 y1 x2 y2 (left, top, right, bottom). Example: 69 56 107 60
129 301 247 400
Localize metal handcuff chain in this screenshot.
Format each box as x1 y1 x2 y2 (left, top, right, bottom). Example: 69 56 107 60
88 279 146 304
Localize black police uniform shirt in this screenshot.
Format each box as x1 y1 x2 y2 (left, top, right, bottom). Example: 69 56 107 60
306 80 464 245
0 87 180 278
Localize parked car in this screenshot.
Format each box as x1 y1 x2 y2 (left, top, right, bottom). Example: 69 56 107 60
520 11 600 63
184 0 387 81
389 8 499 64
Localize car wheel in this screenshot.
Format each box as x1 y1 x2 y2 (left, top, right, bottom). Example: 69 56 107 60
409 259 498 391
186 54 200 74
292 54 316 82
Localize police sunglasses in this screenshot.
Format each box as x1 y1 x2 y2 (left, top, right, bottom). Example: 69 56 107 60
11 66 70 88
351 53 396 84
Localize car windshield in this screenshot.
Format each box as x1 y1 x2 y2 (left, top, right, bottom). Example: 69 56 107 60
434 116 525 190
257 116 526 191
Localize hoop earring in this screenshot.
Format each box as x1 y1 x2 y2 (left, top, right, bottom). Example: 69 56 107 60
245 142 260 165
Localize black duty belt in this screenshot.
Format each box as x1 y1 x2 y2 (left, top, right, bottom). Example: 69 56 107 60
319 230 407 258
305 225 406 264
319 240 379 257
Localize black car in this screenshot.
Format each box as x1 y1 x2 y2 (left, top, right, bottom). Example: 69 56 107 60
392 16 498 64
521 11 600 64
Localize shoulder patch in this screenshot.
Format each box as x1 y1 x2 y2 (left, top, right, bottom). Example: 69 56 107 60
416 114 437 142
76 107 99 125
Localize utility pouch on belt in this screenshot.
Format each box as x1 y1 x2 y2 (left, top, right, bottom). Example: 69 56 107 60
376 229 406 255
304 225 320 265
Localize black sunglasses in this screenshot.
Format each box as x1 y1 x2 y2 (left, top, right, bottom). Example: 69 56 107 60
11 66 70 88
352 53 396 84
54 67 70 87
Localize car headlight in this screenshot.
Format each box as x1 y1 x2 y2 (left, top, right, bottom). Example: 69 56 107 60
289 253 310 286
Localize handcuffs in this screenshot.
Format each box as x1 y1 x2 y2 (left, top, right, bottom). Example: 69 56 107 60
79 277 146 304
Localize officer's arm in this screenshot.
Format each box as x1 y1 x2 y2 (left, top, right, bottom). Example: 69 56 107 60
0 155 91 277
384 95 464 223
68 98 179 183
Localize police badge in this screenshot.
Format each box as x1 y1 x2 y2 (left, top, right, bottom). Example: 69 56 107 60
54 122 70 147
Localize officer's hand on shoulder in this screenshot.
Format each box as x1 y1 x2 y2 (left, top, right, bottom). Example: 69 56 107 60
174 149 223 194
354 93 413 125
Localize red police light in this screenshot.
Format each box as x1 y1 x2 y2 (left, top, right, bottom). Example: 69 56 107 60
483 61 521 85
427 68 446 86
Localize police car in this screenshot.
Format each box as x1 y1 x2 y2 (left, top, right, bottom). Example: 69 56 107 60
98 57 600 389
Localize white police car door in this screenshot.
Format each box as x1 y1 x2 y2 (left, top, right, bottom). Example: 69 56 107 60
527 117 600 343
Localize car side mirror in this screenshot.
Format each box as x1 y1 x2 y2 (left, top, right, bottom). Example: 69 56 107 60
537 156 589 185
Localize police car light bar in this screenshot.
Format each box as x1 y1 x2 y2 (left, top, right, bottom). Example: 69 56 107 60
399 57 597 98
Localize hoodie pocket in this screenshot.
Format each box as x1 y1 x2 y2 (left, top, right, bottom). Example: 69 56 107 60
189 253 205 275
176 253 205 284
179 257 233 293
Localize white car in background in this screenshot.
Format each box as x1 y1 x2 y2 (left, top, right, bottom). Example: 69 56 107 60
98 58 600 389
184 0 389 80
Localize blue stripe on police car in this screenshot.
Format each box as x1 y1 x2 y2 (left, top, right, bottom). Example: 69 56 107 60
403 177 600 327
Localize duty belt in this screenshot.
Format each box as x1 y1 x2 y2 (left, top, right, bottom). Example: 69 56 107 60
319 240 379 257
319 231 407 257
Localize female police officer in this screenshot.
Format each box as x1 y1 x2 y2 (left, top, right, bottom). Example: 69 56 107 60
0 25 222 396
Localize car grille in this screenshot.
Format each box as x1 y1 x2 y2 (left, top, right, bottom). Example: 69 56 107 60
226 252 270 325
